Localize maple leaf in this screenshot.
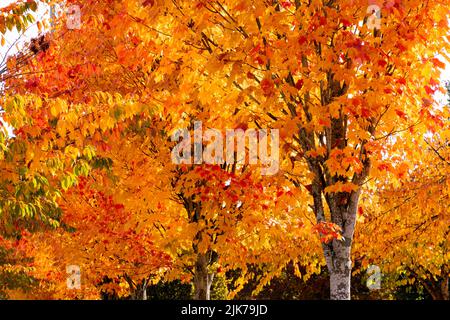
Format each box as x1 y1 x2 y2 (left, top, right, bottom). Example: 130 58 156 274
260 78 275 97
395 109 407 120
142 0 155 7
430 57 445 69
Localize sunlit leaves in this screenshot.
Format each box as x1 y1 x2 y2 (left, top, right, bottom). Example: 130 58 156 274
0 0 448 299
0 0 37 36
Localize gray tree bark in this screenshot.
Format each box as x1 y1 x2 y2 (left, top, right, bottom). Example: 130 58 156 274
313 176 363 300
124 275 149 300
329 241 352 300
325 204 357 300
193 252 215 300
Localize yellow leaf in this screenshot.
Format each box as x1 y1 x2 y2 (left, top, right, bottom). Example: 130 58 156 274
50 106 58 117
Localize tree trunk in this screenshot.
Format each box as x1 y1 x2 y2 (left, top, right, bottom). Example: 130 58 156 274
329 241 352 300
442 276 449 300
126 277 148 300
141 279 148 300
193 253 215 300
420 274 450 300
323 190 361 300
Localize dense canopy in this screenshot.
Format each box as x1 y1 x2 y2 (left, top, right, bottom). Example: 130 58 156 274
0 0 448 300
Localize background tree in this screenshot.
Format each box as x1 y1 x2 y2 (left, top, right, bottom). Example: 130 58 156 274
354 87 450 300
0 0 95 297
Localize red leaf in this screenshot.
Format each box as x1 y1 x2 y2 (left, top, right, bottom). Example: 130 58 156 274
396 42 407 52
261 78 274 96
377 163 390 171
255 56 264 65
341 19 351 27
249 44 261 57
142 0 155 6
298 36 307 45
378 60 387 67
430 58 445 69
395 109 407 120
351 97 361 106
424 85 435 95
361 107 371 118
422 98 433 107
295 79 304 89
358 206 364 216
281 1 292 8
235 122 248 131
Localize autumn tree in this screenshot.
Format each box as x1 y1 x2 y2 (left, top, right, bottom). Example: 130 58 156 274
91 0 447 299
354 94 450 300
2 0 314 300
85 114 308 300
0 0 143 297
11 173 173 300
0 0 92 296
